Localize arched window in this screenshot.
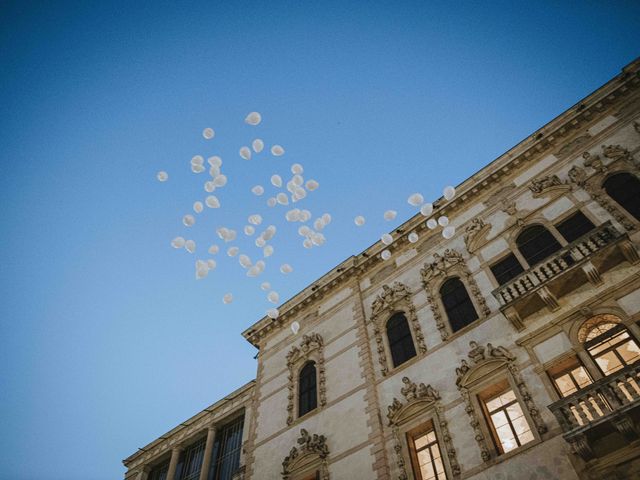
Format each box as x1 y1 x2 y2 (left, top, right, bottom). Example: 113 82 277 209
580 314 640 376
440 277 479 333
386 312 417 367
603 172 640 221
516 225 562 266
298 361 317 417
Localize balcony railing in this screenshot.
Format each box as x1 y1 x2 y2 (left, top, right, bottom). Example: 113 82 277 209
493 222 623 309
548 362 640 436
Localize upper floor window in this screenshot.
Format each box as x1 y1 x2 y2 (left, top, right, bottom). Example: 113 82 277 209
516 225 562 266
386 312 417 367
407 422 447 480
555 210 596 243
490 253 525 286
547 356 593 398
149 460 170 480
440 277 478 333
177 437 206 480
480 384 534 454
582 319 640 376
298 361 318 417
210 415 244 480
603 172 640 221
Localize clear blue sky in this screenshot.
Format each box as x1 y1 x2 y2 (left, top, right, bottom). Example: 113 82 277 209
0 1 637 478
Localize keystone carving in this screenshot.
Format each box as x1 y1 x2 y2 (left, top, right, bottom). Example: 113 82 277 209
282 429 329 480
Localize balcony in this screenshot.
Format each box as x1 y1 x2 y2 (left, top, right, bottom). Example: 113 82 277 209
492 222 639 329
548 362 640 462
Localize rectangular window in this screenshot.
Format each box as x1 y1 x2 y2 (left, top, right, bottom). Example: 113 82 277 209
149 460 170 480
490 253 525 286
481 386 534 454
407 422 447 480
178 437 206 480
209 415 244 480
588 329 640 376
555 211 596 243
547 357 593 397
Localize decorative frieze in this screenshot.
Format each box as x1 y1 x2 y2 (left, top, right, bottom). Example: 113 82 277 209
286 333 326 425
282 429 330 480
420 249 490 341
369 282 426 376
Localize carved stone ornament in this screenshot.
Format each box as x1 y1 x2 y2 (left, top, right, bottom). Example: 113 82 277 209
528 174 572 198
463 218 491 253
286 333 326 425
387 378 460 478
282 429 330 480
369 282 426 376
456 342 547 462
420 249 490 341
567 148 638 231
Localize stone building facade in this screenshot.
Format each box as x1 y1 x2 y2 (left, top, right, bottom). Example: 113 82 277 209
123 59 640 480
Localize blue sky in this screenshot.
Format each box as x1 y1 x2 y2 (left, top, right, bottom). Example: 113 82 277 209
0 1 638 478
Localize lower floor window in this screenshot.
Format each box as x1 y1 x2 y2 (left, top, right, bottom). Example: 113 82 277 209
407 423 447 480
482 388 534 454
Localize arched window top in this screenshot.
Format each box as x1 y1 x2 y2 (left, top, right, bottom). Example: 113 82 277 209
603 172 640 221
578 314 622 343
440 277 479 333
516 224 562 266
298 360 317 417
386 312 416 368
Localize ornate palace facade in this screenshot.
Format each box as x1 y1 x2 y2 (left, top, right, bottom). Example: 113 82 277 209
123 58 640 480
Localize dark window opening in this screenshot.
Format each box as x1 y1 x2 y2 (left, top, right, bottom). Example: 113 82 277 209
516 225 562 266
208 415 244 480
386 312 417 367
490 253 525 286
298 361 318 417
149 460 170 480
603 172 640 221
555 211 596 243
177 437 206 480
440 277 479 332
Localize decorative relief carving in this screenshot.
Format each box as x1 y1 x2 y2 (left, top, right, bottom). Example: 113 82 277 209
387 378 460 478
420 249 490 341
456 342 547 462
556 134 590 158
602 144 636 166
528 174 572 198
282 429 329 480
463 218 491 253
582 151 606 173
369 282 426 376
286 333 326 425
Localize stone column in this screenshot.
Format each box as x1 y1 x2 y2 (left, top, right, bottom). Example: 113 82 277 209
166 446 183 480
199 425 217 480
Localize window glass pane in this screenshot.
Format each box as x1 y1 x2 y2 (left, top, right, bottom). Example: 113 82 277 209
490 253 525 285
386 313 417 367
485 396 503 411
421 462 435 480
505 403 525 421
427 431 436 444
516 225 562 266
434 456 445 474
490 410 509 428
440 277 479 332
554 373 577 397
617 340 640 364
496 424 517 452
414 434 429 450
595 351 624 375
511 416 530 436
555 211 596 243
518 429 535 446
572 367 592 389
418 449 432 467
603 172 640 221
500 390 517 404
298 362 317 417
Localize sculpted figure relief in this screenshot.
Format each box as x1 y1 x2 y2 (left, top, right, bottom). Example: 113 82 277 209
400 376 417 401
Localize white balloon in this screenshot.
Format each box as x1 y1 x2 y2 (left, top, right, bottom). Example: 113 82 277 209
443 186 456 201
276 192 289 205
291 163 303 174
280 263 293 274
408 232 419 243
205 195 220 208
245 265 259 277
442 225 456 239
191 155 204 166
255 237 266 248
248 214 263 225
271 144 285 156
354 215 366 226
156 171 168 182
311 232 326 246
408 193 424 206
305 179 319 191
420 203 433 217
271 175 282 187
381 233 393 245
239 254 252 268
213 174 227 187
300 210 312 222
252 138 264 153
303 238 313 249
438 215 449 227
263 225 276 240
207 259 217 269
193 201 204 213
251 185 264 196
244 225 255 236
202 128 215 139
239 146 251 160
381 249 391 260
267 197 277 207
225 230 237 242
384 210 397 221
267 291 280 303
294 188 307 201
260 281 271 291
244 111 262 125
267 308 279 319
222 293 233 304
313 218 325 231
292 174 303 186
286 209 301 222
185 240 196 253
263 245 274 257
209 165 220 177
183 214 196 227
227 247 239 257
191 164 205 173
196 267 208 280
427 219 437 229
204 181 215 192
216 227 229 240
208 244 219 255
171 236 185 248
291 321 300 334
298 225 311 237
321 213 331 225
207 156 222 167
255 260 266 271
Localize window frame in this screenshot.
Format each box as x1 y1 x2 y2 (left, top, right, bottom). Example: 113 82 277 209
583 323 640 377
489 252 526 287
297 360 318 418
546 355 594 399
437 276 480 334
406 421 448 480
603 171 640 222
385 312 418 368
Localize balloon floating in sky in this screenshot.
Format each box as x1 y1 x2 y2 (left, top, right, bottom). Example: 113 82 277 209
271 145 285 156
185 240 196 253
381 233 393 245
245 112 262 126
381 249 391 260
408 193 424 207
354 215 365 226
280 263 293 274
291 321 300 334
384 210 397 221
171 237 185 249
408 232 419 243
202 128 215 139
442 225 456 239
420 203 433 217
239 146 251 160
193 201 204 214
157 171 168 182
438 215 449 227
443 186 456 201
223 293 233 304
183 214 196 227
252 139 264 153
267 308 279 319
260 282 271 291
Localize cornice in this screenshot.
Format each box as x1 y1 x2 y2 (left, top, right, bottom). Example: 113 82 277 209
242 58 640 349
